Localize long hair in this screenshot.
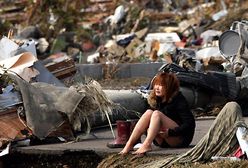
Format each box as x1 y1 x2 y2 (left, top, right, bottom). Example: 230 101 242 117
147 72 180 108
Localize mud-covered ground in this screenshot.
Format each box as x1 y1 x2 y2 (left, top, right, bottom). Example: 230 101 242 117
2 151 248 168
98 154 248 168
0 151 103 168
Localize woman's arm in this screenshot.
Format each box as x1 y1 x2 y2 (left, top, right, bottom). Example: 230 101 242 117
167 94 196 137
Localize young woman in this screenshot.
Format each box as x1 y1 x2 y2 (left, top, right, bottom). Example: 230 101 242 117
119 72 196 155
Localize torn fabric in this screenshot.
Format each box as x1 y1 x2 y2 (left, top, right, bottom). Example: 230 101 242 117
10 74 84 138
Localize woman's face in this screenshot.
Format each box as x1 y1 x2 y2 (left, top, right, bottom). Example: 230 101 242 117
154 84 164 97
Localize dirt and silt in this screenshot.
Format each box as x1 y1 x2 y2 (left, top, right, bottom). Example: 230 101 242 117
2 142 248 168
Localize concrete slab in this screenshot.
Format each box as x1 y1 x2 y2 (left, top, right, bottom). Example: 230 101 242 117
14 117 248 156
13 118 210 155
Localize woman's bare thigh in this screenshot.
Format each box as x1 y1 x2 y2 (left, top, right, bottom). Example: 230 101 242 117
154 111 183 147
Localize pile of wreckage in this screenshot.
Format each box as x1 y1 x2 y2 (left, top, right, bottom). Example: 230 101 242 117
0 35 146 156
1 0 248 160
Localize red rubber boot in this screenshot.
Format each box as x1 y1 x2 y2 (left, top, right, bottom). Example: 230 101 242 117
107 120 131 148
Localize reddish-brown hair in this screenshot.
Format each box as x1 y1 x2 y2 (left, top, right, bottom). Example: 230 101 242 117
148 72 180 108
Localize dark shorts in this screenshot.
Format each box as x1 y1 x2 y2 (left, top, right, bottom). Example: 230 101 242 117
153 137 191 148
153 140 171 148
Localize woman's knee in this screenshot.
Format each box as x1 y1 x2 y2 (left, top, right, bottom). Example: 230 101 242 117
142 109 153 118
151 110 163 119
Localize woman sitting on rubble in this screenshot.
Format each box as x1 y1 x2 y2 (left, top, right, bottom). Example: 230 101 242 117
120 72 196 155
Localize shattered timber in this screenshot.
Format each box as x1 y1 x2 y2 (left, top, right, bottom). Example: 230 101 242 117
1 0 248 167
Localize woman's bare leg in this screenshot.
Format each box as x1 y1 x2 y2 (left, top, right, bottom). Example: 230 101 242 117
119 109 153 154
133 110 182 155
